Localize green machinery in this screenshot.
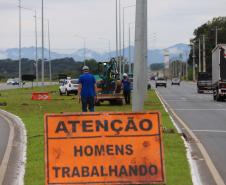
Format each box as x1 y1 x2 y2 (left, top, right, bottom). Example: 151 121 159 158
96 58 123 105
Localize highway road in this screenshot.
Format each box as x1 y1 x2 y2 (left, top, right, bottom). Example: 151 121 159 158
0 81 56 91
155 81 226 184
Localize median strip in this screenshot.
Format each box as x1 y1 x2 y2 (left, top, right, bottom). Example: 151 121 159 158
0 86 193 185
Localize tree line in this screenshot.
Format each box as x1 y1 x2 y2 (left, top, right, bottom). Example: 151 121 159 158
0 58 99 80
188 16 226 74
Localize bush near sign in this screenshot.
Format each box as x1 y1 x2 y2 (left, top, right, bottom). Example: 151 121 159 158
44 112 165 185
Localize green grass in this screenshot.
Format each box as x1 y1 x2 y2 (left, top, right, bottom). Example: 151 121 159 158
0 86 192 185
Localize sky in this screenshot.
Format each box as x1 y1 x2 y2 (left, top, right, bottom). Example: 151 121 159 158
0 0 226 53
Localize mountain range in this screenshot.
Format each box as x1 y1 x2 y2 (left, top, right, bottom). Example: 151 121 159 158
0 43 190 64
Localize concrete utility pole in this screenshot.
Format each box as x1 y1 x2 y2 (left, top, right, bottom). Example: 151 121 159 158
192 43 196 81
41 0 44 86
132 0 147 112
47 20 52 82
18 0 22 87
203 35 206 72
199 38 201 72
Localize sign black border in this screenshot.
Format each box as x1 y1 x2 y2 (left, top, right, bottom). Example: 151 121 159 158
44 112 165 185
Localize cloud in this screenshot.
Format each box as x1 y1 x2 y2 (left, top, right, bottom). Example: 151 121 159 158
0 0 226 51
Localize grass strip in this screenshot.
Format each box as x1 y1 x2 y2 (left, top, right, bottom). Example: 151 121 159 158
0 86 192 185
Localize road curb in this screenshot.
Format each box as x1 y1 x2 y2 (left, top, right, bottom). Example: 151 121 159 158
155 90 225 185
0 110 27 185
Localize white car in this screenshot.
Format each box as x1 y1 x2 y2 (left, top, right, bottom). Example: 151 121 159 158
171 78 181 85
6 78 19 85
155 77 167 88
59 79 79 96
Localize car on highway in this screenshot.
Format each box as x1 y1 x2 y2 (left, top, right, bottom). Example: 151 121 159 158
171 77 181 86
6 78 19 85
59 78 79 95
155 77 167 88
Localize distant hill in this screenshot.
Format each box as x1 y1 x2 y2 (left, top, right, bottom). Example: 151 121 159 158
0 43 190 64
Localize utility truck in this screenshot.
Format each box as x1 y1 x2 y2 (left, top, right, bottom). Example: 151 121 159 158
212 44 226 101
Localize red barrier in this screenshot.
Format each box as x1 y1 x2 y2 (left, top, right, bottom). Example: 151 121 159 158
32 92 51 100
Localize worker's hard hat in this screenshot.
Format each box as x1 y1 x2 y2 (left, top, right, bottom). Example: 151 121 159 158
123 73 128 77
82 66 89 71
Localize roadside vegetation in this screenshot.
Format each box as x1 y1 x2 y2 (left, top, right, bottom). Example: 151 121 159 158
0 86 192 185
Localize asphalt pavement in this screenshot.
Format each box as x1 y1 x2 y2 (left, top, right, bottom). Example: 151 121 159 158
0 114 10 167
155 80 226 184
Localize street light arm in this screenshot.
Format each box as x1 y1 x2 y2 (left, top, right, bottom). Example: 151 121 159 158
74 34 86 65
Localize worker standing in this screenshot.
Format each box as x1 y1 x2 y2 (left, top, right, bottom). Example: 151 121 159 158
121 73 131 104
78 66 97 112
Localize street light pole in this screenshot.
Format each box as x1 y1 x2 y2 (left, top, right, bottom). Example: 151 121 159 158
47 20 52 82
203 35 206 72
199 38 201 72
122 5 135 75
119 0 122 79
99 38 111 60
34 10 38 86
122 5 135 60
215 27 222 46
75 35 86 65
41 0 44 86
84 39 86 65
18 0 22 87
115 0 119 70
128 23 133 74
192 43 196 81
20 6 38 85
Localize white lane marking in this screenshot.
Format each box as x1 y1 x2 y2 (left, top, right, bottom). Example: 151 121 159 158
155 90 201 185
156 90 225 185
166 99 188 102
216 104 224 107
174 109 226 111
193 130 226 133
0 113 14 184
